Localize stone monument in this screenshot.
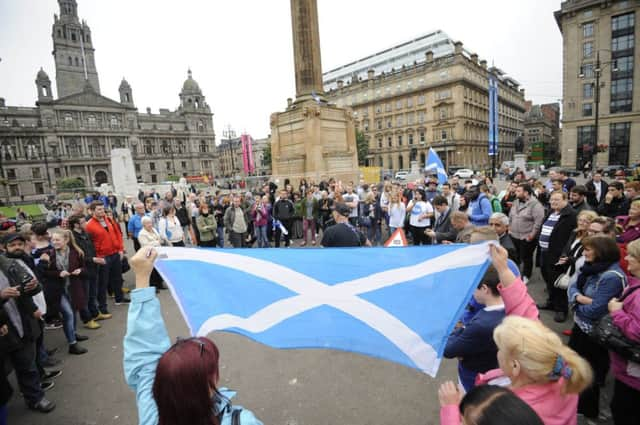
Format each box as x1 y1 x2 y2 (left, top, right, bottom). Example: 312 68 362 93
513 136 527 172
270 0 359 185
110 148 139 197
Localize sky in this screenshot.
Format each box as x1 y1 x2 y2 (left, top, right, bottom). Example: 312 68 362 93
0 0 563 143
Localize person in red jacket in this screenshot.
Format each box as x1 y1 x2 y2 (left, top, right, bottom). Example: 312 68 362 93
85 201 129 313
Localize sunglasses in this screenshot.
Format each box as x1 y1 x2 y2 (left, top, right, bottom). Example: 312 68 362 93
174 336 205 356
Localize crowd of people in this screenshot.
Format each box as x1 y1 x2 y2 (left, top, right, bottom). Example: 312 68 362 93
0 166 638 424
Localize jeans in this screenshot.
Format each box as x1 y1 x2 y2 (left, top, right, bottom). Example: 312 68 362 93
255 225 269 248
458 363 477 392
60 292 77 344
367 223 381 245
85 275 99 319
97 253 124 313
217 227 225 248
229 231 245 248
302 218 316 244
8 340 43 405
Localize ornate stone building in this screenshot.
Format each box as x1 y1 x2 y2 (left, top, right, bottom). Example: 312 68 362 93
555 0 639 169
324 32 526 172
0 0 216 202
215 136 271 178
523 102 560 166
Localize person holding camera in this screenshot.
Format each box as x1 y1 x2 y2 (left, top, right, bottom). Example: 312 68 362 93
0 236 56 413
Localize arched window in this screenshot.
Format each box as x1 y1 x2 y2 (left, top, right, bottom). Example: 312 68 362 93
199 140 208 153
74 57 79 66
177 141 185 154
68 56 73 66
398 155 404 170
144 140 154 155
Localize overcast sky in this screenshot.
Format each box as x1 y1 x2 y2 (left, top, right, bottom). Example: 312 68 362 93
0 0 563 142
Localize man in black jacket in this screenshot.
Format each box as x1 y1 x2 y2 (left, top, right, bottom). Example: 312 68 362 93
597 180 630 218
585 171 608 208
425 196 456 243
273 190 295 248
0 246 55 413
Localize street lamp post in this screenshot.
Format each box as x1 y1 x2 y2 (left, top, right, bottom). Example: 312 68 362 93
223 125 236 179
581 50 617 174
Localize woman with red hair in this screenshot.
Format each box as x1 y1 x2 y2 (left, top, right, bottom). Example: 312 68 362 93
123 249 263 425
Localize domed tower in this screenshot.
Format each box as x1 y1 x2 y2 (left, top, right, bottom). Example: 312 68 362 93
179 69 210 112
119 77 134 106
36 68 53 103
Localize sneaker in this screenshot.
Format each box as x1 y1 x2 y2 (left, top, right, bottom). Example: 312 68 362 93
68 343 87 355
75 334 89 342
42 370 62 381
40 381 55 392
44 321 63 330
115 297 131 305
83 320 101 330
27 397 56 413
93 313 112 320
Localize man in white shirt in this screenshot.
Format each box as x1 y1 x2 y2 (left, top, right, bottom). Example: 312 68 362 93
342 183 360 226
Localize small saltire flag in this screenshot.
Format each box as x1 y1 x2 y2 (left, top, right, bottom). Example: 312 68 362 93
154 244 491 377
425 148 448 185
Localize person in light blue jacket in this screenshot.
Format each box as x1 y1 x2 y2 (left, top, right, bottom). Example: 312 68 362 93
123 248 263 425
467 186 493 226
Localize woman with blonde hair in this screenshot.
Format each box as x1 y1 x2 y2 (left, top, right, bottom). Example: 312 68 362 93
37 229 89 355
387 192 406 234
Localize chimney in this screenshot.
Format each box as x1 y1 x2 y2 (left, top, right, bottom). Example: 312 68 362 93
337 80 344 89
287 98 293 108
454 41 463 54
425 50 434 63
480 60 487 69
146 107 151 114
470 53 478 63
367 69 375 79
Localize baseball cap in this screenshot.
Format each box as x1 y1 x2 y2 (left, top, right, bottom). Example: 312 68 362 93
2 233 25 245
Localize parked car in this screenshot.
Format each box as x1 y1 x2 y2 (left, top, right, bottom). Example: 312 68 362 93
394 171 409 181
454 169 475 179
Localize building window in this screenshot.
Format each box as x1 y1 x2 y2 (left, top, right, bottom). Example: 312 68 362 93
71 32 76 41
407 113 414 125
375 105 381 114
199 140 208 153
582 103 593 116
577 125 595 169
34 182 44 195
32 168 41 179
198 121 205 132
181 161 187 169
87 115 97 128
418 111 425 124
9 185 19 197
417 95 425 105
612 12 635 31
54 168 61 178
407 97 413 108
166 161 171 170
396 115 403 126
439 107 448 120
387 136 392 147
420 131 425 144
74 57 79 66
581 63 594 78
144 140 154 155
377 138 382 148
151 174 157 183
583 22 594 37
435 89 451 100
6 169 16 180
149 162 156 171
408 134 414 145
385 103 392 112
583 41 593 58
64 114 73 127
135 164 141 172
386 119 392 129
68 56 72 66
110 116 120 129
396 100 403 110
610 77 633 112
583 83 594 98
612 34 634 52
609 122 631 165
398 135 403 146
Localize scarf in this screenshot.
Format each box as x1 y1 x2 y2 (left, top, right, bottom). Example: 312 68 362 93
55 247 70 289
576 261 613 292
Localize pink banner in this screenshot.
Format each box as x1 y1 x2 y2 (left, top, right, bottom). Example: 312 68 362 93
241 134 255 174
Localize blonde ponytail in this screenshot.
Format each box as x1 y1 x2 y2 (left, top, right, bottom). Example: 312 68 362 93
51 229 85 259
493 316 592 394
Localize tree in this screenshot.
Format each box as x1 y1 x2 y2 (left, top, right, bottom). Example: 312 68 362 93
356 129 368 166
262 143 272 168
57 177 84 190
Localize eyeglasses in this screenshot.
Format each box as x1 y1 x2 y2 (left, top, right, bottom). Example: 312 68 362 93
174 336 205 356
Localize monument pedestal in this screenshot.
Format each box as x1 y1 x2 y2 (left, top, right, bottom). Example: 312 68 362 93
514 153 527 173
110 148 139 197
270 99 358 185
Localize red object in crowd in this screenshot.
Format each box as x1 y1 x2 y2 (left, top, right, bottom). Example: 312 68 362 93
85 216 124 257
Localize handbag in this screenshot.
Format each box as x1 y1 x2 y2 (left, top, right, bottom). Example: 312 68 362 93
590 285 640 363
121 256 131 274
553 272 571 289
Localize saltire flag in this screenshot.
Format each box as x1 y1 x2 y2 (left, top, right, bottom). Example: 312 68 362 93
424 148 448 185
154 243 491 377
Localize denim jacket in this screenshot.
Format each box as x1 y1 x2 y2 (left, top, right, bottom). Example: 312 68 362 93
123 287 263 425
568 264 626 333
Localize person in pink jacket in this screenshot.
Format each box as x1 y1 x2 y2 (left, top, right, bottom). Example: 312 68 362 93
439 244 593 425
607 238 640 425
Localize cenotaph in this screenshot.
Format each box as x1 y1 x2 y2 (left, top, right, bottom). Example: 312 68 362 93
270 0 359 185
110 148 139 197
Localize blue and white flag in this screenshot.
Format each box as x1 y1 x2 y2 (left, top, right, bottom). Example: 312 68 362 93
154 244 491 377
424 148 448 185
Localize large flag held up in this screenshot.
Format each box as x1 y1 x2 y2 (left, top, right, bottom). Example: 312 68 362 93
424 148 448 185
154 244 491 377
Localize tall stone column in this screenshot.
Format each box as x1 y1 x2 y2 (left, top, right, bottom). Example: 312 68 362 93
290 0 324 102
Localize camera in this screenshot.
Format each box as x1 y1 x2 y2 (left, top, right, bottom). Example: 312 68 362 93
0 255 34 292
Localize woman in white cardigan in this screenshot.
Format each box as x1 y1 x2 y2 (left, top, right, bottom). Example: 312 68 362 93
137 216 167 291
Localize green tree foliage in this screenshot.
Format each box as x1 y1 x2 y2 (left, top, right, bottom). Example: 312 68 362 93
57 177 85 190
356 129 368 166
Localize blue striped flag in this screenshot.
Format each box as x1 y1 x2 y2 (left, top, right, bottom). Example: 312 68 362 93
154 243 491 376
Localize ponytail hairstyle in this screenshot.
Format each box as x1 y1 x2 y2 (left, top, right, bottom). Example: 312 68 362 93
493 316 592 394
459 385 543 425
50 229 85 259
